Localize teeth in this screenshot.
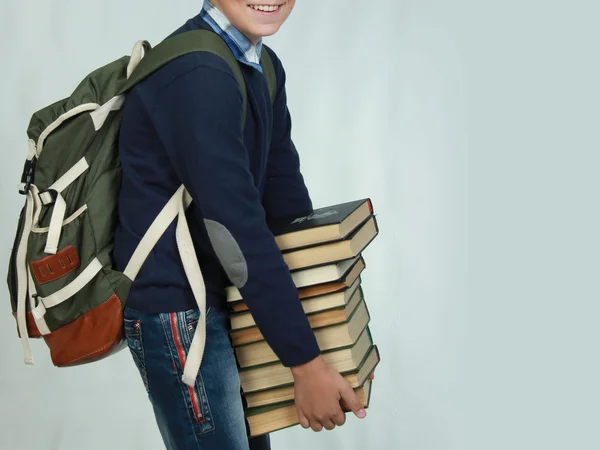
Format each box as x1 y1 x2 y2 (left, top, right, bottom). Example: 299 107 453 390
250 5 279 12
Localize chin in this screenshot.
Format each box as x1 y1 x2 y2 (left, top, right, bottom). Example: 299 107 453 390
251 23 282 39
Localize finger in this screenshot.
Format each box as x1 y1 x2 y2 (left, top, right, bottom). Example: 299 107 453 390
298 413 310 429
310 420 323 432
333 411 347 427
323 419 336 431
340 385 367 419
296 404 310 429
368 372 375 381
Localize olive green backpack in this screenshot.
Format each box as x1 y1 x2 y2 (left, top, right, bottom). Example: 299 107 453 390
7 29 276 387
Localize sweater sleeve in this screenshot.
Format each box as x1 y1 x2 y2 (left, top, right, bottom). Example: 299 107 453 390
147 57 320 367
262 60 314 222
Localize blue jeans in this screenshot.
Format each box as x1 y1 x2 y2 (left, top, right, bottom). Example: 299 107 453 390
123 305 271 450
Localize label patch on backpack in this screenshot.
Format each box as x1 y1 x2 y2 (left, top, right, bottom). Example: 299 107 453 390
31 245 80 285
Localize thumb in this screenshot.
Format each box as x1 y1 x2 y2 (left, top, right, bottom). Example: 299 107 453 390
340 384 367 419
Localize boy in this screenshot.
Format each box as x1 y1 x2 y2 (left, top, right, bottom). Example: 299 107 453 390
114 1 373 449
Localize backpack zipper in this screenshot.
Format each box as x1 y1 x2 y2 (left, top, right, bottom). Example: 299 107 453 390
8 207 26 310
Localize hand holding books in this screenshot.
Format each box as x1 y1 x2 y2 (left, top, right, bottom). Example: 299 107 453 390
291 354 367 432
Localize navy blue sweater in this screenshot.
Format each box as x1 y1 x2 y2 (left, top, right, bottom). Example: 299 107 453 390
113 16 320 367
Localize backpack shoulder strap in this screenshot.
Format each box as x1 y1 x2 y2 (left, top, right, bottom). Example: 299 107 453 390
118 30 248 127
260 48 277 104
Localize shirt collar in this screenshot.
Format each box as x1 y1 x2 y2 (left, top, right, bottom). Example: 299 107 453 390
200 0 263 72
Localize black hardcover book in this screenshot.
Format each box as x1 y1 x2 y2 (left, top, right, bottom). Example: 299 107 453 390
268 199 374 251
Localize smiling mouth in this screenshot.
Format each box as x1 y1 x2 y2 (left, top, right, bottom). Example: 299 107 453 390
248 4 284 13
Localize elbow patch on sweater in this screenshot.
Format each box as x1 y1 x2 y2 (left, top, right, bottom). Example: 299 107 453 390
203 219 248 288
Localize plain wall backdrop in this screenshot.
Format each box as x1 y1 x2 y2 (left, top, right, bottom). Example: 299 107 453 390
1 1 598 449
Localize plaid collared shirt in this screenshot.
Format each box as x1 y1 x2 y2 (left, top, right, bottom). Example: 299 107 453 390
200 0 263 72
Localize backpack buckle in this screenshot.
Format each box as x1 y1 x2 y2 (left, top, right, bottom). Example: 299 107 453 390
19 157 37 195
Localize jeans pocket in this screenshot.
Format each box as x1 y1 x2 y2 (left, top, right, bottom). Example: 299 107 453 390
184 306 213 334
168 310 215 435
124 318 149 394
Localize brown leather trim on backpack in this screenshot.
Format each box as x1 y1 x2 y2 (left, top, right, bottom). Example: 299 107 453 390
31 245 80 285
13 312 43 339
43 294 124 367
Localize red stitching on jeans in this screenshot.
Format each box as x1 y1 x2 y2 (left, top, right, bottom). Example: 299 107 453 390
169 313 203 422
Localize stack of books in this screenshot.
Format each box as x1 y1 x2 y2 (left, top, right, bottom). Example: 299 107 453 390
225 199 381 437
